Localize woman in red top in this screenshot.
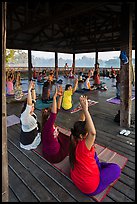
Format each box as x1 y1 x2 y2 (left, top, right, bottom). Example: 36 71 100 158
93 66 100 85
93 65 108 90
69 96 121 195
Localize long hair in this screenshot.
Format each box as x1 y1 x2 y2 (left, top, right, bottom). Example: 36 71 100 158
43 80 51 88
69 120 87 169
41 107 52 130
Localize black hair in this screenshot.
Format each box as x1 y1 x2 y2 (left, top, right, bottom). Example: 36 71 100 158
65 84 72 90
41 107 52 130
69 121 87 169
21 99 35 114
8 75 12 79
95 62 99 65
43 80 51 88
71 121 87 138
85 75 89 79
42 70 46 74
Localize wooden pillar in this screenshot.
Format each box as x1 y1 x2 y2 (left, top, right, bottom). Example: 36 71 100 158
28 49 32 80
120 3 133 128
55 52 58 67
55 52 59 80
2 2 9 202
95 51 98 64
72 53 75 74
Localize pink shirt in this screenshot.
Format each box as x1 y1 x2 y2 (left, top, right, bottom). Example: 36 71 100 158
94 74 100 85
70 140 100 194
6 81 14 93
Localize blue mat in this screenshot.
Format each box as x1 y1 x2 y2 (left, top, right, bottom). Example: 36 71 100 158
35 99 53 110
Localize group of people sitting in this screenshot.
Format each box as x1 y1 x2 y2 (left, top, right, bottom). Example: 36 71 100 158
41 64 108 106
63 63 75 78
33 65 61 83
36 68 55 83
102 67 116 78
78 63 108 91
6 69 24 100
19 80 121 196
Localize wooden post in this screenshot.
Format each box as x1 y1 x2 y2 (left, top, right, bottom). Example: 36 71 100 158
72 53 75 74
55 52 59 80
2 2 9 202
95 51 98 64
55 52 58 68
120 3 133 128
28 49 32 80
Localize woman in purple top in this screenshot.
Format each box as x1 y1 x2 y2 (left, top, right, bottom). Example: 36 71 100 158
41 86 70 163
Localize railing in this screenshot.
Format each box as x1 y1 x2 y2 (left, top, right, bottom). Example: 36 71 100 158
6 66 120 72
6 66 120 79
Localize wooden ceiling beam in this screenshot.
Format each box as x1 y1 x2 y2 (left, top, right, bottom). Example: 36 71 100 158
8 2 108 38
6 2 135 53
14 11 24 27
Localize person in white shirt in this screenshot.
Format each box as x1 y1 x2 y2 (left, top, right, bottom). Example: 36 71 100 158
83 76 94 90
20 80 41 150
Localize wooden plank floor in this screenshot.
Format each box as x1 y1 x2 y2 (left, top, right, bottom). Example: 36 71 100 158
6 77 135 202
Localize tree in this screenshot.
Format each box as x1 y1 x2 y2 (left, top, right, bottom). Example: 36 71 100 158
6 49 28 67
6 49 15 63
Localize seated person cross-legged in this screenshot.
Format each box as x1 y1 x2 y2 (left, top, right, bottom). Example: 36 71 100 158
83 76 95 91
62 78 78 111
69 96 121 196
42 80 53 103
93 71 108 91
20 81 41 150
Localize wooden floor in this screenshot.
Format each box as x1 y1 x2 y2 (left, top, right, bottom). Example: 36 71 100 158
6 77 135 202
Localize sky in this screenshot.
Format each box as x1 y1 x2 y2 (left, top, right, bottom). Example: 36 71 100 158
31 50 135 60
21 50 135 61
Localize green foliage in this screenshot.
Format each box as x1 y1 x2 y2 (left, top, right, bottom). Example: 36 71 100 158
6 49 28 67
6 49 15 63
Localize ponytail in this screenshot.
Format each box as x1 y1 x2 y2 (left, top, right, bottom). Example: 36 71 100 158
41 107 51 130
69 121 87 169
69 128 78 169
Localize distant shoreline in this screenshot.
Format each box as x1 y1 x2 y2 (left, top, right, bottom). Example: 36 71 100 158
6 66 121 70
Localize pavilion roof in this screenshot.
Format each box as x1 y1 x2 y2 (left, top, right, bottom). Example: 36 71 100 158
6 1 135 53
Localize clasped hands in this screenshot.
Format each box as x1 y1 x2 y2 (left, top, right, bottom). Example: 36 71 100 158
79 95 88 111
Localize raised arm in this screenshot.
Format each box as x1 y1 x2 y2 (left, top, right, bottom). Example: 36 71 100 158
51 87 58 114
79 110 86 121
72 78 78 94
6 71 9 81
57 85 63 110
31 81 36 101
80 96 96 150
11 69 15 81
57 95 63 110
27 81 34 105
